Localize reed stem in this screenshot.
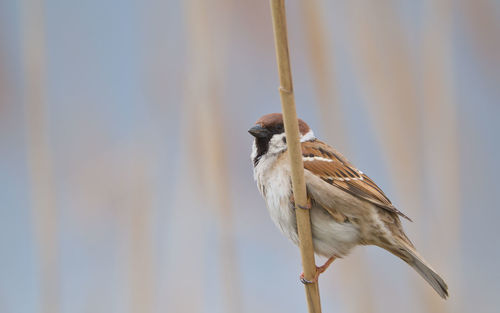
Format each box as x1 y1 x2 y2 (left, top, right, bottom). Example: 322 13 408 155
269 1 322 312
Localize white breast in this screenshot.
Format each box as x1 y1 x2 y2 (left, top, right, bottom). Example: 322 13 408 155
252 145 360 258
253 150 300 246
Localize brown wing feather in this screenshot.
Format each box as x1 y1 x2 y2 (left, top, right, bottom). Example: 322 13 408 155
302 140 412 221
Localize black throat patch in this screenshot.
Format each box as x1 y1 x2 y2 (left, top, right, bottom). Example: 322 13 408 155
252 124 285 167
253 136 271 166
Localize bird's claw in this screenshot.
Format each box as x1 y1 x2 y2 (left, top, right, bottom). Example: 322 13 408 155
299 273 315 285
297 203 312 210
290 194 312 210
298 257 336 285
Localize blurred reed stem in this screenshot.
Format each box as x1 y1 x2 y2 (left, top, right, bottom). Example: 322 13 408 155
300 0 347 151
460 0 500 66
270 0 322 312
346 0 432 309
347 0 423 235
348 1 459 311
421 0 459 311
21 0 59 312
196 93 242 313
128 163 154 313
184 0 242 311
300 2 376 312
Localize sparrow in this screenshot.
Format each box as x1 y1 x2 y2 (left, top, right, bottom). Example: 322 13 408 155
249 113 448 299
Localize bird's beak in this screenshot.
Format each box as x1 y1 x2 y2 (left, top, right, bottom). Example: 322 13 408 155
248 125 270 138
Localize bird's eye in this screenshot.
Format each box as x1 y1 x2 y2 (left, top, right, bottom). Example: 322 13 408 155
282 137 287 144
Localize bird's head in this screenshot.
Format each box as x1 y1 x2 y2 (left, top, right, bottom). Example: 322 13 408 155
249 113 315 166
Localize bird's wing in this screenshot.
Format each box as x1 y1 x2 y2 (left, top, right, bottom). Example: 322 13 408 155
301 140 412 221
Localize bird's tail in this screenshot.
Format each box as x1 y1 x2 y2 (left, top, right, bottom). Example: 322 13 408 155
389 240 449 299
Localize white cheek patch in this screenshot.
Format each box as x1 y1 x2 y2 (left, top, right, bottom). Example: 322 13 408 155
254 128 316 160
267 129 316 155
267 133 287 154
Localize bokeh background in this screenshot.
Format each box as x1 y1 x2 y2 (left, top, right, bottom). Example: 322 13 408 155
1 0 499 312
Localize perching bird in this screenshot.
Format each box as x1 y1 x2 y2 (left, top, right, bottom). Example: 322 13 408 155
249 113 448 299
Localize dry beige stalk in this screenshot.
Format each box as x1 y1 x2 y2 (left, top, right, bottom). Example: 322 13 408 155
347 1 455 311
300 2 378 312
421 0 459 311
21 0 60 312
300 0 347 152
183 0 243 311
269 0 322 312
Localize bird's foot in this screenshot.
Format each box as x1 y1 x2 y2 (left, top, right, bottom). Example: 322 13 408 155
290 194 312 210
299 256 336 284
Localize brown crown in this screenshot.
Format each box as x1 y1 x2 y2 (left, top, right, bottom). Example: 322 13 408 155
255 113 310 135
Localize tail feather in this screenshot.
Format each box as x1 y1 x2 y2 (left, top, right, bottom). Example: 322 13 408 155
391 242 449 299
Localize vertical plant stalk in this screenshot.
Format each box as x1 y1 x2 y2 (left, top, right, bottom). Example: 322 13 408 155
20 1 61 313
269 1 322 312
300 0 347 151
421 0 458 312
460 0 500 65
21 0 59 313
301 4 377 310
347 1 446 310
183 0 242 311
128 162 154 313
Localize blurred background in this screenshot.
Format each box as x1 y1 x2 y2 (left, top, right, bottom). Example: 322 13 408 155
1 0 499 312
